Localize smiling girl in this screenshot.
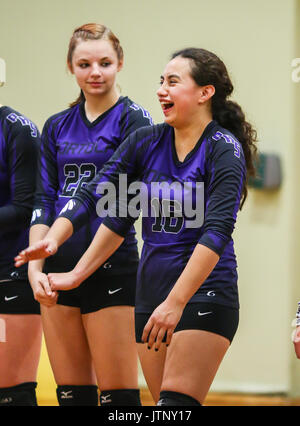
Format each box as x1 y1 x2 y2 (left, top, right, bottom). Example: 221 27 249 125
26 23 152 406
16 47 257 406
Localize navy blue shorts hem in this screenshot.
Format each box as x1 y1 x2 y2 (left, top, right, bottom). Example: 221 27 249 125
0 280 40 315
135 302 239 344
56 272 137 314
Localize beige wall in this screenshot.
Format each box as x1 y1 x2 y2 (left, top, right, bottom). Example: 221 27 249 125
1 0 299 401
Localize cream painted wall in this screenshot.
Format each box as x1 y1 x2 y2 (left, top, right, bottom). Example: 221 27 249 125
0 0 299 402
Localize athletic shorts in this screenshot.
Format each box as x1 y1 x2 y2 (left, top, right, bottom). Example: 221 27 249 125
0 280 40 315
135 302 239 344
57 272 137 314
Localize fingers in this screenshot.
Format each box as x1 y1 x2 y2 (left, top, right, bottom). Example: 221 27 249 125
142 317 154 345
165 328 174 347
14 251 29 267
42 274 55 297
142 318 173 351
48 273 62 291
14 240 55 267
14 255 25 268
34 275 58 307
48 272 77 291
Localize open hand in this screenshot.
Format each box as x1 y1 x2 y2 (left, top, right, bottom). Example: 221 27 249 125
15 238 58 267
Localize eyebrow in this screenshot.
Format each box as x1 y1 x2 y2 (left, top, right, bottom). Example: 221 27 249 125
160 73 181 80
77 56 111 62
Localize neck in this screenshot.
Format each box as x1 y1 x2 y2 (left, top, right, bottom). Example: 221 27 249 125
84 87 120 122
174 114 212 146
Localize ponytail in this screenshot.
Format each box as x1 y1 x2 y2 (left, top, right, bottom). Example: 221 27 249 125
69 90 85 108
212 99 258 208
171 47 258 208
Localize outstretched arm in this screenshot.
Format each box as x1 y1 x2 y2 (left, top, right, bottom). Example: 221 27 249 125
48 224 124 291
15 217 74 267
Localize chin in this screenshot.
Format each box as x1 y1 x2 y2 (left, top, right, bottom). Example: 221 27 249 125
164 116 175 126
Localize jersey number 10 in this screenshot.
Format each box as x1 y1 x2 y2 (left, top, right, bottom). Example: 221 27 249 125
151 198 184 234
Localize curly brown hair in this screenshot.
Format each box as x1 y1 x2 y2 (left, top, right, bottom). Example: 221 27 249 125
172 48 258 208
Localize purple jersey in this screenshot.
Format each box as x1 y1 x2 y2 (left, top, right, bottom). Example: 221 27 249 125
31 96 153 275
0 106 39 281
59 120 245 310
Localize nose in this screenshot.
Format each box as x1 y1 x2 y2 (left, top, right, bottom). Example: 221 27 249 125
90 63 102 77
157 82 168 98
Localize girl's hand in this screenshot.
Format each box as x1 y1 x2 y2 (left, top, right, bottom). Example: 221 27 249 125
48 270 81 292
15 238 58 267
294 326 300 359
28 270 58 307
142 298 185 351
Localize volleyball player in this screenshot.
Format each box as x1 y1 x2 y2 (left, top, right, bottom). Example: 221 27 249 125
15 48 257 406
0 105 41 406
293 302 300 358
24 23 153 406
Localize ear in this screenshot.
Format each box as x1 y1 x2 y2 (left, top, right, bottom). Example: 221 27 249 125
117 58 124 72
198 85 215 104
67 61 74 74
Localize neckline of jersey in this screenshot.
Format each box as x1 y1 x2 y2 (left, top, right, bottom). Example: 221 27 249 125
79 96 126 128
170 120 217 166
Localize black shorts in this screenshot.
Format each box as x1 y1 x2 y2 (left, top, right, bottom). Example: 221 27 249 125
135 302 239 344
0 280 40 315
57 272 137 314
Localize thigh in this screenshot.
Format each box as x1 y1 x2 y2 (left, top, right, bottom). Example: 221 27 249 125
0 314 42 387
135 312 167 403
83 305 138 390
162 329 230 404
137 343 167 404
41 304 96 385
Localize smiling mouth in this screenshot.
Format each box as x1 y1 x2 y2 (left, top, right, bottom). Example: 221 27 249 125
161 102 174 111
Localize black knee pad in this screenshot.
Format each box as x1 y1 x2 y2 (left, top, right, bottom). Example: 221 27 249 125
100 389 141 406
56 385 98 406
157 390 201 406
0 382 38 406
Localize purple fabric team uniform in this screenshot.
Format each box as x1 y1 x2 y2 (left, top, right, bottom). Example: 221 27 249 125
31 96 153 275
59 120 246 311
0 106 39 281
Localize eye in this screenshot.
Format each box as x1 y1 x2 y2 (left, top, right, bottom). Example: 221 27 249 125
101 61 111 67
79 63 89 69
